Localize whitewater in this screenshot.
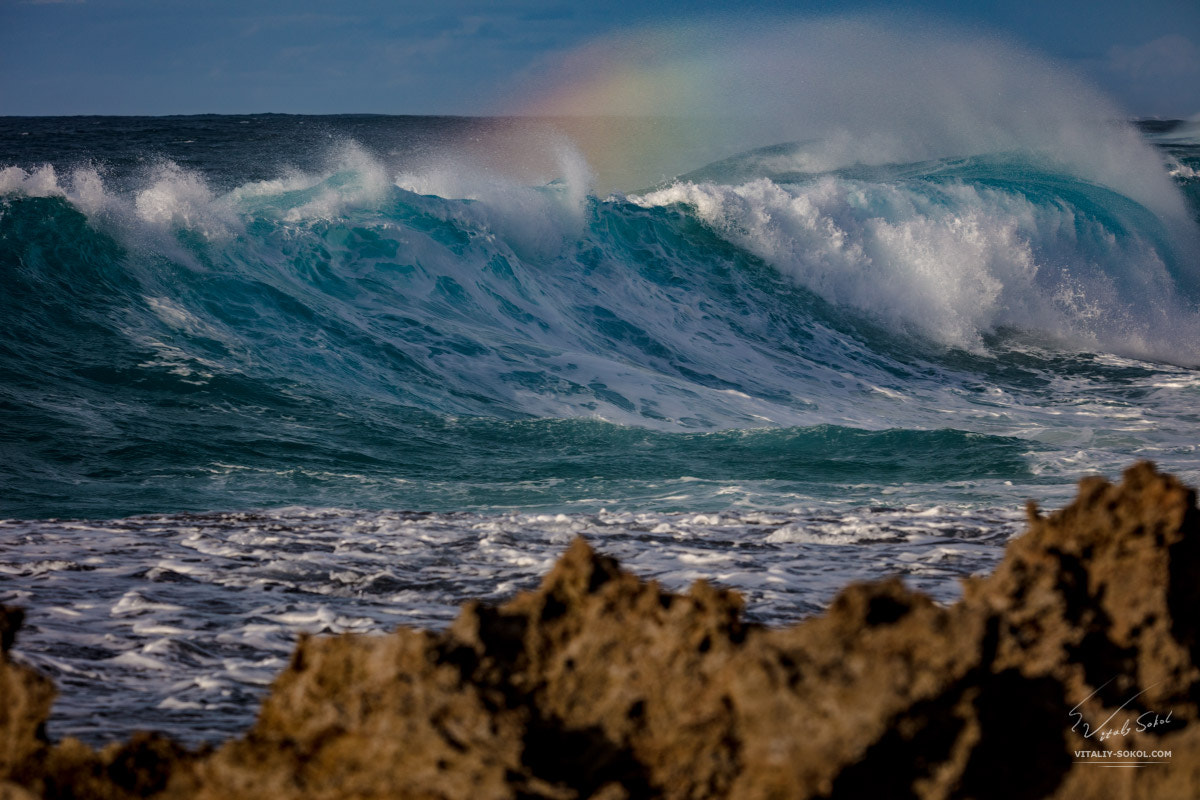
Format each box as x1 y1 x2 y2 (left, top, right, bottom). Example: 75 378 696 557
2 19 1199 744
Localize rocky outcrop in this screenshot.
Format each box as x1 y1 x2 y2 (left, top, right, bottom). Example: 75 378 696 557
0 606 55 799
4 462 1200 798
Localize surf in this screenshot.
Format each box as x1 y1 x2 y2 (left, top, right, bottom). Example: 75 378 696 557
2 15 1200 518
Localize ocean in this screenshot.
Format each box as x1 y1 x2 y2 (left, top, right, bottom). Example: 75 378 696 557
0 112 1198 744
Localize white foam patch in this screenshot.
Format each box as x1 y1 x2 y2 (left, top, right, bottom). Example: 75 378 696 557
0 145 392 247
1 134 595 278
395 138 593 261
235 141 395 222
633 175 1200 363
0 164 65 197
1167 157 1199 180
134 163 238 238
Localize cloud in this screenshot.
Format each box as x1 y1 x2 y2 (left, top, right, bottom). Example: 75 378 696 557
1108 34 1200 80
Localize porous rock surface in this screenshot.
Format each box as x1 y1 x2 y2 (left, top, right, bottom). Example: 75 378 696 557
3 462 1200 798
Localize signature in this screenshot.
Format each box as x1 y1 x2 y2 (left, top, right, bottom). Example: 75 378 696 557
1068 679 1176 740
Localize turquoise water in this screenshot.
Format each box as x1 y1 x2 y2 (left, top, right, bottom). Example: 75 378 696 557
2 115 1198 519
0 114 1198 743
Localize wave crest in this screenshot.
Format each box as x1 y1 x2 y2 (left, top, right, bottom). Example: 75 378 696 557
634 160 1199 362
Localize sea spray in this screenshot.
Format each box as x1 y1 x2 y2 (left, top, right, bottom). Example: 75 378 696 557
515 16 1194 225
633 161 1197 360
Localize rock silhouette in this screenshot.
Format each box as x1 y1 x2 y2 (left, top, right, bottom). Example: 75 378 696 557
3 462 1199 798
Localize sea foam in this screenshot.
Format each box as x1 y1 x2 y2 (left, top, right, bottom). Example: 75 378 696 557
634 168 1198 362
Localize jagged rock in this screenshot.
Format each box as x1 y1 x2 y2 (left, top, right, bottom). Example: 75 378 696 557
192 628 532 799
0 606 55 789
3 462 1200 798
971 465 1200 711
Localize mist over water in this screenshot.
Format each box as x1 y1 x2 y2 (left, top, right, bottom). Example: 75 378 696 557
518 18 1189 216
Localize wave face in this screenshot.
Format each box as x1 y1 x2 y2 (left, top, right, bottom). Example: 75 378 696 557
1 114 1199 519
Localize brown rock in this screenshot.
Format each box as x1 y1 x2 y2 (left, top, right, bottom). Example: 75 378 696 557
0 606 55 788
195 627 532 799
0 782 39 800
2 462 1200 798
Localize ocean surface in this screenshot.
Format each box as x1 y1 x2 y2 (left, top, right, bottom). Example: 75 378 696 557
1 113 1198 744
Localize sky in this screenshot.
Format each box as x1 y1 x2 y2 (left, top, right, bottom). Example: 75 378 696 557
0 0 1198 118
